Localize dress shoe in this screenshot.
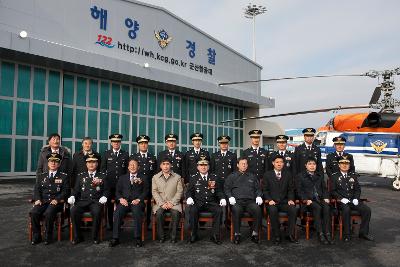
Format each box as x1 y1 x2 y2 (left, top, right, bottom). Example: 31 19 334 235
318 233 328 245
234 235 241 245
210 235 222 245
343 236 350 243
135 239 143 247
93 239 100 245
71 239 81 245
274 237 281 245
251 235 259 244
190 234 198 244
31 238 41 245
287 235 299 244
170 238 177 244
359 234 374 241
109 238 120 247
159 238 165 243
325 234 335 245
44 240 50 245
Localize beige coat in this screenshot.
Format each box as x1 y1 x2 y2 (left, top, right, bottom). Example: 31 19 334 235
152 171 183 213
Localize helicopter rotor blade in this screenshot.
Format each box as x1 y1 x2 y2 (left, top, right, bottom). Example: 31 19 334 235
369 86 381 105
218 73 366 86
221 105 371 123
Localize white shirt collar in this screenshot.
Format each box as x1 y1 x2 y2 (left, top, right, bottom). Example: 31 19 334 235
341 171 348 177
251 146 259 150
113 149 120 154
194 148 200 152
274 169 282 175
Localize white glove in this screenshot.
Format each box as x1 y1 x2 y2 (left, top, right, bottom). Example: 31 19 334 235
99 196 107 204
229 197 236 205
219 199 227 207
341 198 350 204
67 196 75 205
256 197 263 205
352 199 359 206
186 197 194 205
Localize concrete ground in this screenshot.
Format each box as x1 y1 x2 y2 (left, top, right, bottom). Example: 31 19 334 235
0 176 399 267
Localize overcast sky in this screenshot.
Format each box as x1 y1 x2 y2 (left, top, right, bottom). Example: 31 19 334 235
141 0 400 129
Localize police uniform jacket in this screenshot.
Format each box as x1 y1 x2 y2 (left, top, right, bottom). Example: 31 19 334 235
210 150 237 181
296 171 328 201
242 147 269 180
73 171 108 201
268 150 295 175
36 146 71 179
158 149 184 176
71 150 102 182
330 172 361 200
186 173 224 207
263 170 295 203
325 152 355 178
294 143 324 176
33 171 69 203
224 171 262 200
100 149 129 188
182 148 210 182
131 152 157 182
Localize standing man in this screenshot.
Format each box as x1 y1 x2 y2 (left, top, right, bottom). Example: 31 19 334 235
36 133 71 181
294 128 323 176
326 137 355 180
152 158 183 243
101 134 129 229
71 137 101 189
68 153 108 244
242 130 269 182
131 135 157 228
225 157 263 244
186 157 226 245
296 157 333 245
183 133 210 184
263 155 298 244
268 135 295 176
30 153 69 245
331 156 373 242
158 134 184 176
109 158 149 247
210 135 237 187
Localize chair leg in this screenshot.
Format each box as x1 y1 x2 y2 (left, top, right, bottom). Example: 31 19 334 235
267 217 271 241
230 219 234 241
339 217 343 240
57 216 61 241
306 219 310 240
28 217 32 241
331 216 335 240
180 219 184 241
141 219 145 242
152 215 156 241
69 221 73 242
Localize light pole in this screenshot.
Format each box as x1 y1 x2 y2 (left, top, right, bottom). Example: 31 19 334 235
244 3 267 62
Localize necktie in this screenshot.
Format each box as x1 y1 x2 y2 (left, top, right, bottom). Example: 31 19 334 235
203 175 206 181
196 151 199 155
277 172 281 179
280 152 284 156
90 173 94 179
222 152 225 157
115 151 118 157
142 153 145 158
130 175 134 184
49 172 54 179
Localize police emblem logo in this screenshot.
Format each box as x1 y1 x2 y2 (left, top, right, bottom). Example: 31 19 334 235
154 29 172 49
370 140 387 154
349 178 355 182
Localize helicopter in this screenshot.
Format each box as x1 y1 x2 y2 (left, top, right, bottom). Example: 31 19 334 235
218 68 400 190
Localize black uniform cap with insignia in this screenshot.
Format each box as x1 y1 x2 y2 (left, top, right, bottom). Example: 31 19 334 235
338 155 351 164
333 136 347 144
276 135 289 142
165 133 178 142
85 153 99 162
190 133 203 141
197 156 209 165
136 135 150 143
47 153 62 162
217 135 231 143
249 129 262 138
302 128 316 136
109 133 123 142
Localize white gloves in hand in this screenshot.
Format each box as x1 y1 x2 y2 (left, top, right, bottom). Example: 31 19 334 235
220 199 227 207
341 198 350 204
352 199 359 206
67 196 75 205
256 197 263 205
186 197 194 205
229 197 236 205
99 196 107 204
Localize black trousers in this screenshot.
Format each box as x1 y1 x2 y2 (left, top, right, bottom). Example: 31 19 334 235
107 185 116 228
231 199 262 235
306 201 331 234
70 200 102 241
155 208 181 240
187 203 222 237
30 203 63 241
338 202 371 237
112 202 145 239
267 203 298 238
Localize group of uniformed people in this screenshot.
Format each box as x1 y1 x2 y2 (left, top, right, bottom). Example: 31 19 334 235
29 127 373 246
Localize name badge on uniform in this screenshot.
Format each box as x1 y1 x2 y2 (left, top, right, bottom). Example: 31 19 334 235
108 158 113 161
176 157 181 160
55 179 62 184
248 155 253 158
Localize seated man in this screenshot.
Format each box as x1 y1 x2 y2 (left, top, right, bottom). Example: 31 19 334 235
109 158 149 247
68 153 108 245
263 154 299 244
331 156 374 242
296 157 334 245
186 157 226 245
152 158 183 243
225 157 263 244
30 153 69 245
